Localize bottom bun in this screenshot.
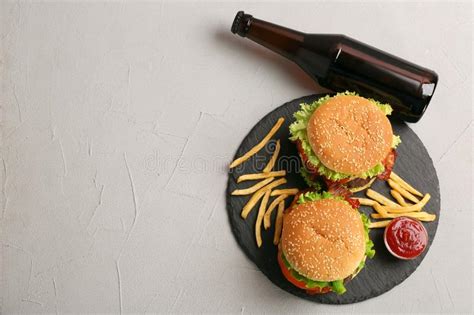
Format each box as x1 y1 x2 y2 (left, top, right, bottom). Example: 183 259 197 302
305 286 332 295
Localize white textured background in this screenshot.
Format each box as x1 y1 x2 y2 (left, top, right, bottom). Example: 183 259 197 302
0 1 472 314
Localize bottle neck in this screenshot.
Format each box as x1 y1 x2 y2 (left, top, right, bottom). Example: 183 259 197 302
232 12 304 60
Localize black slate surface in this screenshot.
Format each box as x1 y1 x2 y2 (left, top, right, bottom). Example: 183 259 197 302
226 94 440 304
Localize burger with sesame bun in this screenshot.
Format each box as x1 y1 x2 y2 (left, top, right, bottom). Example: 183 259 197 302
278 191 375 295
289 92 401 193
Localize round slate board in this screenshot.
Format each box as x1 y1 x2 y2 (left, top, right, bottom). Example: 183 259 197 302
226 94 440 304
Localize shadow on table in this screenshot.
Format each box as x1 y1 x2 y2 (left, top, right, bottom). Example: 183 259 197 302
214 29 330 94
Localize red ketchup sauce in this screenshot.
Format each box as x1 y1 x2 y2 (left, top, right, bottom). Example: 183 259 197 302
384 217 428 260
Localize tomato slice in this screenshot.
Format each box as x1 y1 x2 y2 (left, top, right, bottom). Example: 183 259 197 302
295 140 321 175
277 252 308 290
277 251 332 294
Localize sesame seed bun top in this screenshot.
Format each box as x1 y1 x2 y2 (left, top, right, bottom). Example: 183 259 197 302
307 95 393 175
280 199 365 281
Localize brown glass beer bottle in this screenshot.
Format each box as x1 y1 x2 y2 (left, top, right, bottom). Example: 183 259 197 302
231 11 438 122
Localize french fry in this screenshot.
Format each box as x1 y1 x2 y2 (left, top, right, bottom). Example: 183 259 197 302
273 201 285 245
356 198 388 216
230 117 285 168
371 212 436 222
369 220 391 228
388 179 420 203
270 188 298 196
237 170 285 183
241 178 287 219
354 197 376 206
390 171 423 197
264 194 288 229
255 190 271 247
232 177 275 196
372 202 388 217
366 189 401 208
263 140 281 173
383 194 431 213
390 189 410 207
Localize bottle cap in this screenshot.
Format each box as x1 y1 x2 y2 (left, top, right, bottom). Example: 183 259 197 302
231 11 253 37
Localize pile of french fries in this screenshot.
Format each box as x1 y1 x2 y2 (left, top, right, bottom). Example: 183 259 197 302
230 117 298 247
356 172 436 228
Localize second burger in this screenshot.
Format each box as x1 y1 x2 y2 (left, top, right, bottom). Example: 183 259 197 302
278 191 375 295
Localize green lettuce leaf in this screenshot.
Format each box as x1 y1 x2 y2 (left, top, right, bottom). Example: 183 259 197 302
299 167 323 190
353 256 367 279
289 91 400 180
297 190 344 204
375 102 393 115
361 213 376 259
331 280 347 295
392 135 401 148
